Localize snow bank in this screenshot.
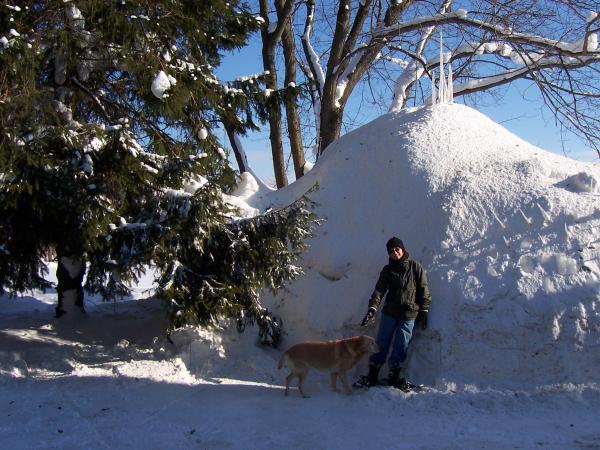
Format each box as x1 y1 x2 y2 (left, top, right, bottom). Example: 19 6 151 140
251 104 600 388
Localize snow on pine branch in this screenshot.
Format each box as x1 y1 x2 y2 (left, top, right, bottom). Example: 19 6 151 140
151 70 177 99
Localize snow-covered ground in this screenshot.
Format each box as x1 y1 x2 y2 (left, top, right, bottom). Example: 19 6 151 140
2 104 600 449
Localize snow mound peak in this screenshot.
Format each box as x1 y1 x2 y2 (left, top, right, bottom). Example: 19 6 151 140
259 104 600 388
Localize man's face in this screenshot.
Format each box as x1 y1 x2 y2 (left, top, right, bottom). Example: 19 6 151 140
389 247 404 260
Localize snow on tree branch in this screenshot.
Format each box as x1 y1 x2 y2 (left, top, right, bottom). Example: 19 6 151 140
301 0 325 96
377 10 599 57
387 9 600 111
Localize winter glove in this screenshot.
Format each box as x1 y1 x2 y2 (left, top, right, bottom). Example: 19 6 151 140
416 309 429 330
361 307 377 326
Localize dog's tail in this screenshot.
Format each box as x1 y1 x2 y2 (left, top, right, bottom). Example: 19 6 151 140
277 352 287 370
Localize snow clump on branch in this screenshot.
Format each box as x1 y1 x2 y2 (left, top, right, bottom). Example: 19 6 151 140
151 71 177 99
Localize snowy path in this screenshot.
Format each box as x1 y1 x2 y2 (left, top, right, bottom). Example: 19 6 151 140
2 373 600 449
0 299 598 450
1 297 600 449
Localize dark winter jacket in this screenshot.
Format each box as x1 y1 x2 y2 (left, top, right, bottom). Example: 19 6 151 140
368 253 431 320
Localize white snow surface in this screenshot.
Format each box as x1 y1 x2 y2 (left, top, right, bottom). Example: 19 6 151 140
2 104 600 449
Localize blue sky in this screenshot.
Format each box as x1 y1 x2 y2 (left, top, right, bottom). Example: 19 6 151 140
216 35 597 184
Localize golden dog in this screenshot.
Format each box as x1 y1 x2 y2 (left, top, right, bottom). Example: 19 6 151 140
277 335 378 397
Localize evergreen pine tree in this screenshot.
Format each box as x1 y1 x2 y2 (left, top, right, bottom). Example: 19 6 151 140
0 1 316 343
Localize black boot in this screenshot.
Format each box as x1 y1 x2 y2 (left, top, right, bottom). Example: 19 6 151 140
353 365 381 389
388 368 401 387
367 365 381 386
395 377 412 391
389 368 415 391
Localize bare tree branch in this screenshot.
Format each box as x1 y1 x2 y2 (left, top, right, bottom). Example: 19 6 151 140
254 0 600 183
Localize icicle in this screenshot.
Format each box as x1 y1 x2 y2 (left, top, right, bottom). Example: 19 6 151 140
432 30 455 105
536 203 551 223
447 63 454 104
563 222 570 239
491 210 506 229
518 208 532 226
438 32 445 104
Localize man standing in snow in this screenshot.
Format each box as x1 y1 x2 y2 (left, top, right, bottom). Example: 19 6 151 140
354 237 431 391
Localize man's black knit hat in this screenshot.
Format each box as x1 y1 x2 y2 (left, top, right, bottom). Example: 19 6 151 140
386 237 406 253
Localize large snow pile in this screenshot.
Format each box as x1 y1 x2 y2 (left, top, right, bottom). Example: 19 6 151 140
245 104 600 388
2 104 600 449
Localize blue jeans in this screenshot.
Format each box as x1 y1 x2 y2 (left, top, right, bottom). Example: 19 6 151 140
369 313 415 370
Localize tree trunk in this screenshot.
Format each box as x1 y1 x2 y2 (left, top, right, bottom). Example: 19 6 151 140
317 0 411 154
224 122 250 174
317 0 351 154
279 8 305 179
319 99 343 153
264 73 288 188
260 0 288 188
55 252 86 318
